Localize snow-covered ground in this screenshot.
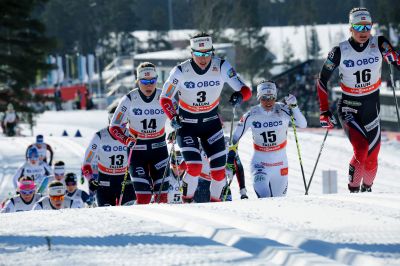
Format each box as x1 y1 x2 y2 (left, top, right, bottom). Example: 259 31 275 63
0 110 399 266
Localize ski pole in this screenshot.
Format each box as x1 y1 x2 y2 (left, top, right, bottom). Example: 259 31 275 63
389 64 400 131
156 132 176 203
305 129 329 195
222 106 236 201
118 146 134 206
290 109 307 193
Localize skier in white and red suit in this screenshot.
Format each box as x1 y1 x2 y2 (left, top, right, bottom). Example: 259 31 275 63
160 32 252 203
317 7 400 192
109 62 169 204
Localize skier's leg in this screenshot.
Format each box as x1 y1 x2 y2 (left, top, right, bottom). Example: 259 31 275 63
151 147 170 203
176 130 201 202
269 165 289 197
201 128 226 202
251 154 271 198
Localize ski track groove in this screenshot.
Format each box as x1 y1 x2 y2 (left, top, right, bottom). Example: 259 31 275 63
114 205 348 266
141 203 395 266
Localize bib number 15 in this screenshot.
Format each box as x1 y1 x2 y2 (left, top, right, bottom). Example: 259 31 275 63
260 131 276 143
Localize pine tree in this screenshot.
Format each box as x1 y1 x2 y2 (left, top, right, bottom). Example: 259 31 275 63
308 25 321 59
282 38 297 70
0 0 56 92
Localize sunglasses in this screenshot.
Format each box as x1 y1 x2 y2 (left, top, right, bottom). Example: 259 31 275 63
193 51 213 57
20 189 35 195
139 78 157 85
351 24 372 32
260 95 276 101
50 195 65 201
66 182 77 186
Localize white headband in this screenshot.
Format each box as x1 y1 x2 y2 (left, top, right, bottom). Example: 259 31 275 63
48 185 66 196
138 67 157 79
190 36 213 51
349 10 372 24
257 82 277 100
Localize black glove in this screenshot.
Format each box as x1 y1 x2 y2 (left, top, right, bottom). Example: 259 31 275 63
167 131 176 143
88 178 100 192
170 115 182 130
229 91 243 107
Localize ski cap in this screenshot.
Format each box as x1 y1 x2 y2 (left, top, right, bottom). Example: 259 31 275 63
349 8 372 24
27 147 39 159
137 64 157 80
36 134 44 144
190 36 213 51
257 80 277 100
18 179 36 191
48 181 66 196
64 172 77 183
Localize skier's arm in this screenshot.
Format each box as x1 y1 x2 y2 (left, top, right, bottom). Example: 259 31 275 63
220 60 252 102
109 95 133 146
281 105 307 128
46 144 54 166
81 132 101 180
379 35 400 71
317 46 341 112
160 66 182 119
1 199 15 213
231 111 252 145
12 166 24 189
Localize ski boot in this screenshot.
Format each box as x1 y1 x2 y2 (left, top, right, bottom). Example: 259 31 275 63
360 184 372 192
240 188 248 199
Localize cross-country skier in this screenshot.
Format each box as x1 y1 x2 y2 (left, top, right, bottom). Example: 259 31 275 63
82 106 134 206
227 80 307 198
25 134 54 166
33 181 77 210
316 7 400 192
223 136 248 200
13 147 52 192
64 173 93 208
1 176 42 213
109 62 169 204
51 160 66 184
160 32 252 203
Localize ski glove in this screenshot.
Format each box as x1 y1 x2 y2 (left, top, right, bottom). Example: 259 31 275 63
167 131 176 143
124 136 136 149
229 91 243 107
170 115 182 130
320 110 337 129
284 94 298 108
88 178 100 192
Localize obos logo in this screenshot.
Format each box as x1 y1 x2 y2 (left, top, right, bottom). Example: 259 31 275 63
184 81 195 89
343 60 355 67
253 121 262 128
102 145 112 152
132 108 142 115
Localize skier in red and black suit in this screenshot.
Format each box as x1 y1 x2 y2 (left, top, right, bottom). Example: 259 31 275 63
160 32 251 202
317 7 400 192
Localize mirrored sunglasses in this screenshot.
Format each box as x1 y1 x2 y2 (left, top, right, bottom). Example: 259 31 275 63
20 189 35 195
50 195 65 201
352 24 372 32
66 182 77 186
260 95 276 101
193 51 212 57
139 78 157 85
